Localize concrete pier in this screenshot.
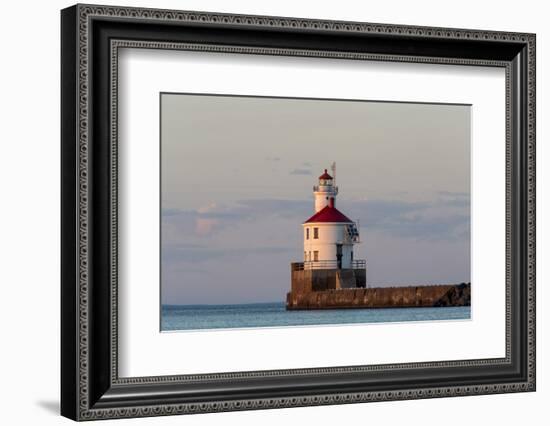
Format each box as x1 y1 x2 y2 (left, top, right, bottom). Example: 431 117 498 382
286 283 471 310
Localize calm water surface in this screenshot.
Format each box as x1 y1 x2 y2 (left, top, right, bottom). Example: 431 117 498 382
161 302 470 331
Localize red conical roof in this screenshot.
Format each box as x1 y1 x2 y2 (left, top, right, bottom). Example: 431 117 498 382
318 169 333 180
304 204 353 224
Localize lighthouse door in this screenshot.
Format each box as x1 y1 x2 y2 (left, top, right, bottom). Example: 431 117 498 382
336 244 343 269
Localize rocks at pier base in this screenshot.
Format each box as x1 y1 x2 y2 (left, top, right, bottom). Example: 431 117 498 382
286 283 471 310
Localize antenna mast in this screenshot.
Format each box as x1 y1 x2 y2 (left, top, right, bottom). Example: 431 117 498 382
331 161 336 186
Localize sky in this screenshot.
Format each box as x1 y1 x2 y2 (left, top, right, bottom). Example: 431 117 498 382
160 93 471 305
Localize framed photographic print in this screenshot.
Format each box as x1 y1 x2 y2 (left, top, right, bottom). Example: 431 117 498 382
61 3 536 421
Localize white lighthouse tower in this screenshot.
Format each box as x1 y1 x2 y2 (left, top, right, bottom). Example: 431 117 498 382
313 168 338 212
301 168 363 280
289 167 366 293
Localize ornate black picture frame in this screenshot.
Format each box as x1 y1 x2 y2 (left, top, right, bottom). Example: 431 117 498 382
61 4 536 421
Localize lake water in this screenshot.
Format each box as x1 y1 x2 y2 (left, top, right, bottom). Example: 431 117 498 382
161 302 471 331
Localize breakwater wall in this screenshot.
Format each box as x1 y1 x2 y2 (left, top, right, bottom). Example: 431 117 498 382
286 283 470 310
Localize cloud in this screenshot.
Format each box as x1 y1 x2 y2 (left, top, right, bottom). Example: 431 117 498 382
290 168 312 176
163 199 310 227
161 199 311 242
162 193 470 246
435 191 470 208
162 243 292 264
437 190 469 198
197 202 218 213
237 199 311 218
161 208 183 217
195 218 219 235
343 195 470 241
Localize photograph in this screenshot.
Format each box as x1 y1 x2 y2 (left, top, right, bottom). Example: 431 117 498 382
160 93 472 331
58 3 536 420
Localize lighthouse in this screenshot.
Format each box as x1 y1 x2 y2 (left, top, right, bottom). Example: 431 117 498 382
303 168 360 270
289 167 366 293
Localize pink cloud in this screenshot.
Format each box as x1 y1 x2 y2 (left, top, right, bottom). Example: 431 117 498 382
195 218 219 235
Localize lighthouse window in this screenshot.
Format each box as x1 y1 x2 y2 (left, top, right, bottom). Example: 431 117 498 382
313 227 319 239
313 251 319 262
306 228 310 240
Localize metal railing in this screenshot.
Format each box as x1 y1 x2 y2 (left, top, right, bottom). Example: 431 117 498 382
292 260 366 271
313 185 338 193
